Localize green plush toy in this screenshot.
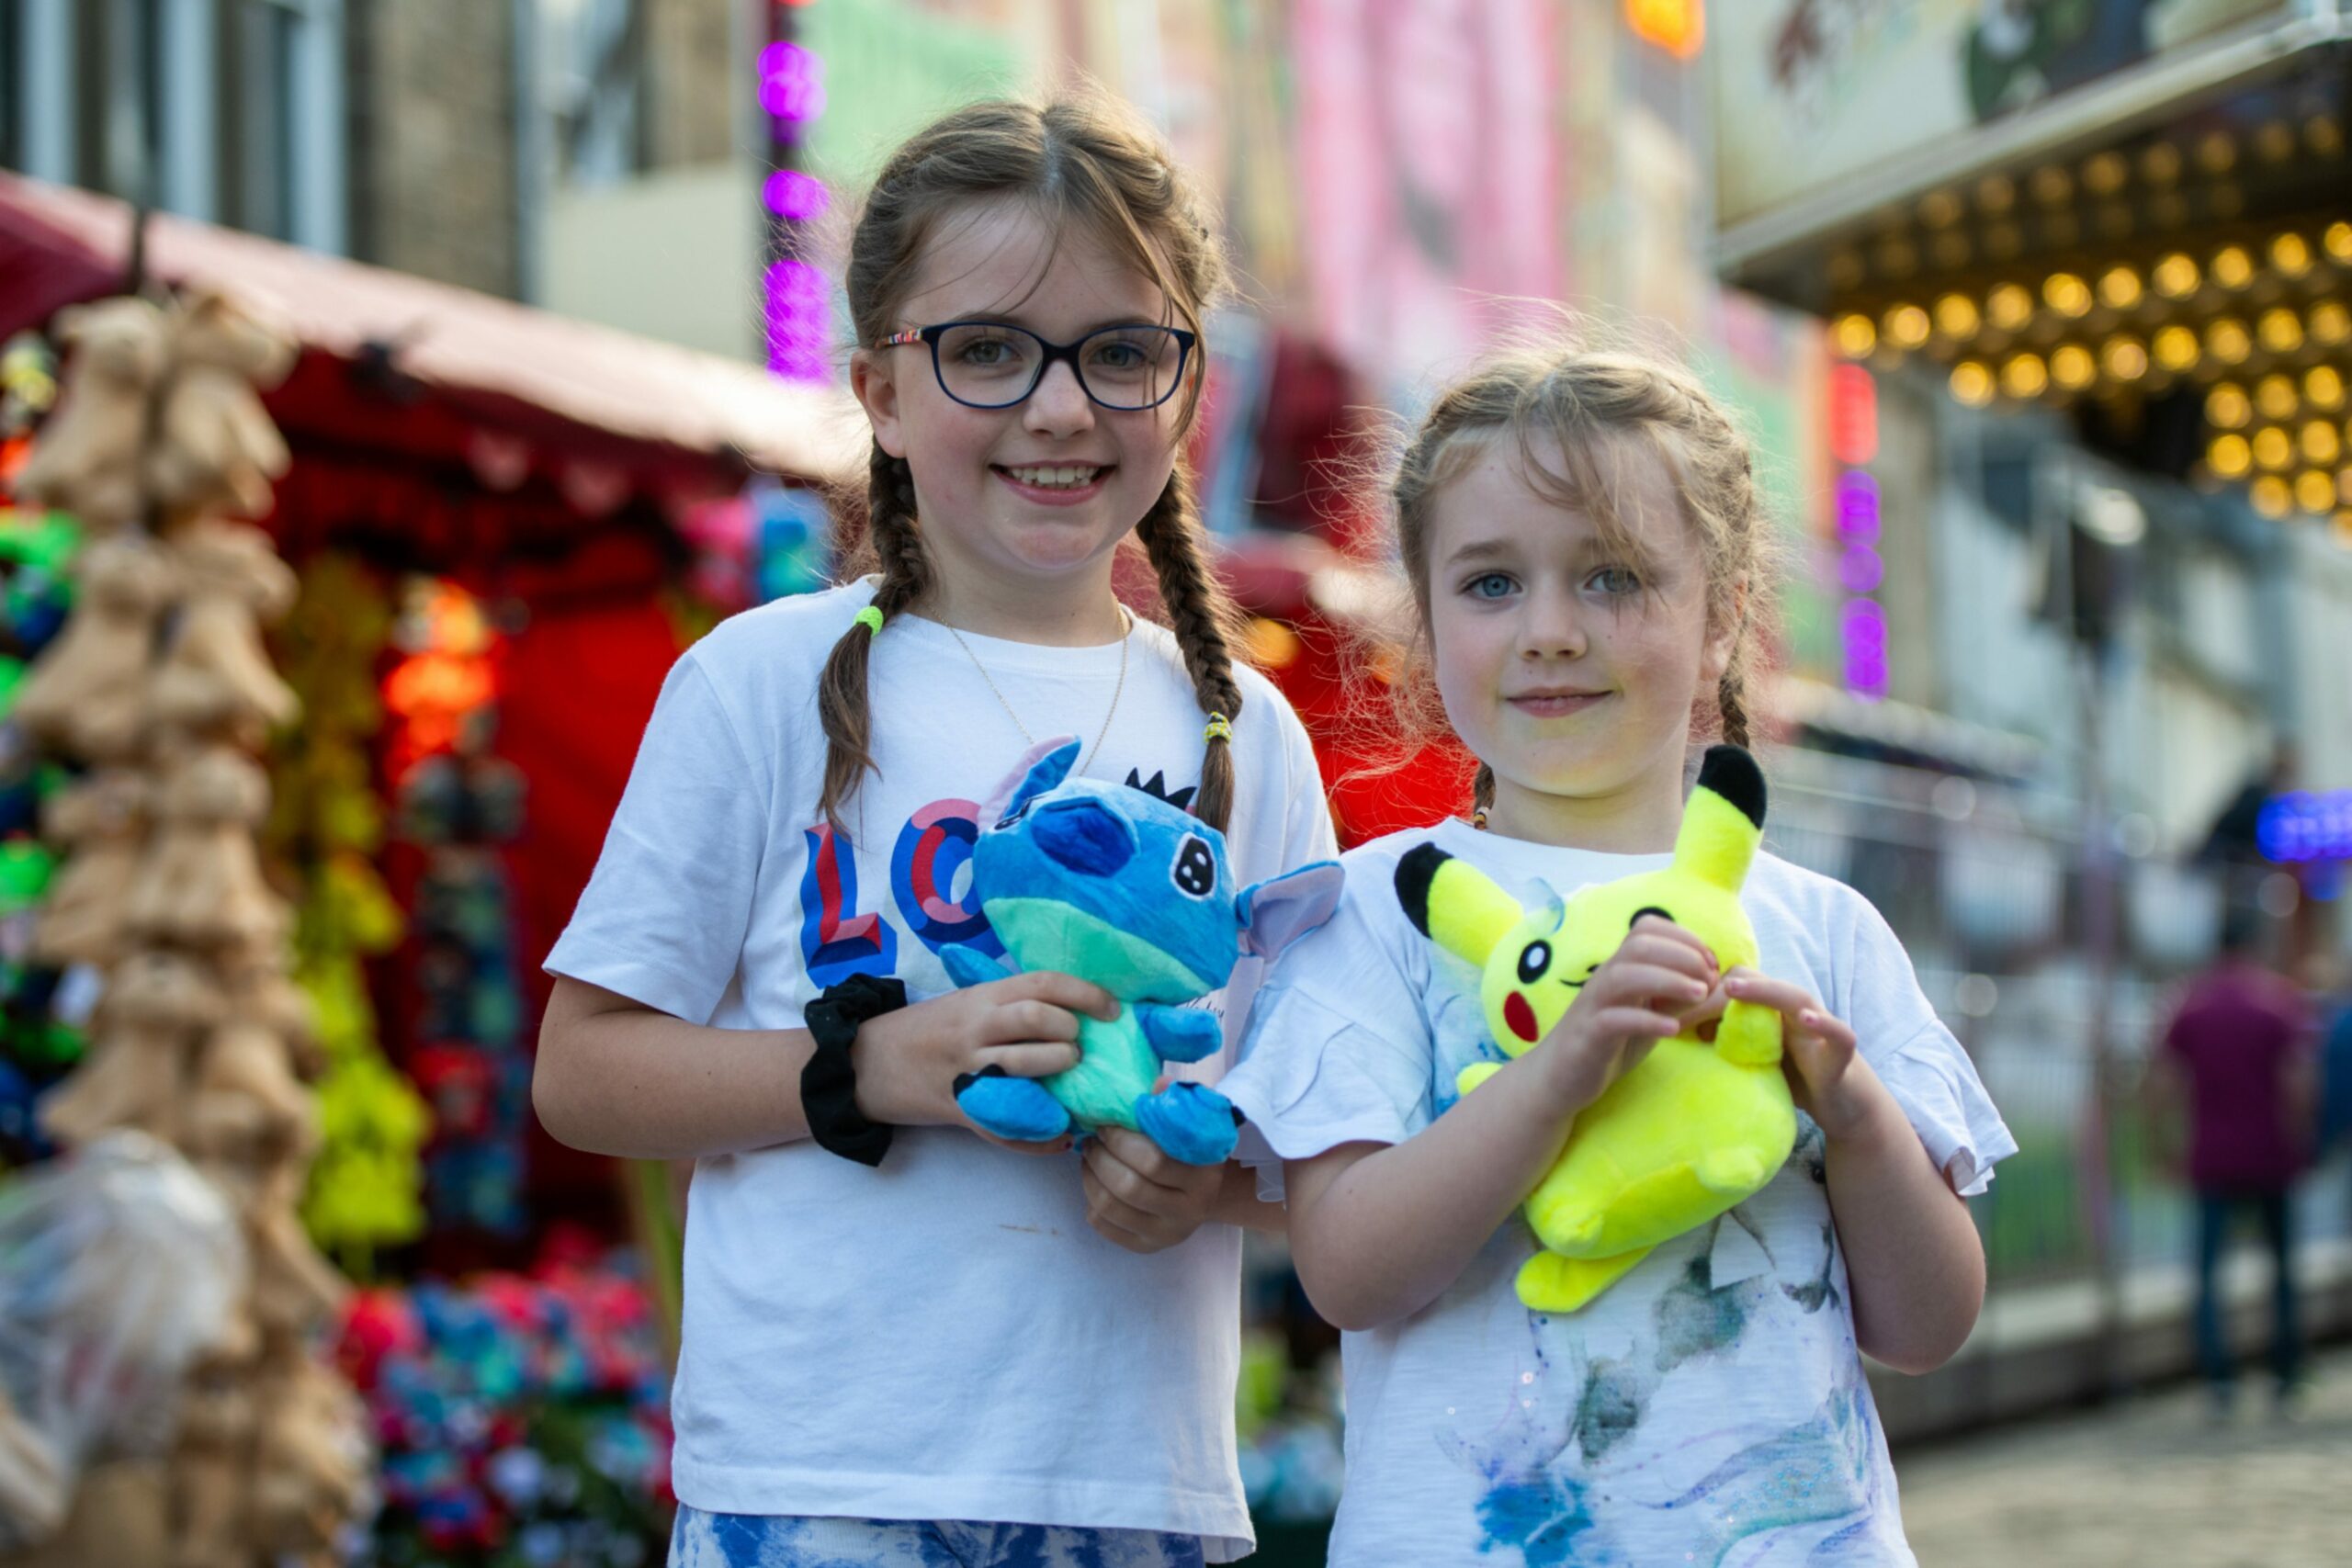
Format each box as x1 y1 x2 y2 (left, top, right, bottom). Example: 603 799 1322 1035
1395 745 1795 1314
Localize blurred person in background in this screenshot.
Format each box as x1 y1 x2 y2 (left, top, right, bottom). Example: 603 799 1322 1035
2152 907 2317 1416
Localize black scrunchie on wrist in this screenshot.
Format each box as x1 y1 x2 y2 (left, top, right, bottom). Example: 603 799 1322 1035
801 974 908 1167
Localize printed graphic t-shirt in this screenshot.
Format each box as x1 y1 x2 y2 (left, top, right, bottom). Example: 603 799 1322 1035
1219 818 2017 1567
546 581 1339 1561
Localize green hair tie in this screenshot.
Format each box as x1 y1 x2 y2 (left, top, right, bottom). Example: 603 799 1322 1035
853 606 885 637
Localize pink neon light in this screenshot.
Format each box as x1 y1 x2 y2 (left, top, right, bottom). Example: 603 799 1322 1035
765 258 829 382
763 169 829 221
758 41 826 123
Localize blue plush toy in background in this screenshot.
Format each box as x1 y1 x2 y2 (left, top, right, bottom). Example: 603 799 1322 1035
942 739 1341 1166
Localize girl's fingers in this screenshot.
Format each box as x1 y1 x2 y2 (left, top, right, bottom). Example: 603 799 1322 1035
972 1127 1074 1157
1623 919 1719 971
995 998 1084 1045
1088 1127 1191 1195
1081 1168 1170 1249
1591 1007 1684 1042
1722 970 1826 1021
977 1041 1083 1079
1010 969 1122 1022
1589 963 1712 1009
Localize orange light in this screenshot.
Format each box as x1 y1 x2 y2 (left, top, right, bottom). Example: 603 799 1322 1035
2256 374 2299 422
2208 433 2252 478
2211 245 2254 288
2250 475 2290 517
1950 361 1996 408
2001 353 2050 399
2311 301 2350 346
2270 233 2313 276
2252 426 2292 470
1624 0 1704 59
2100 337 2146 382
2206 383 2251 429
2152 253 2199 298
2043 273 2093 316
2097 265 2143 310
2205 317 2252 364
2301 421 2342 466
1933 293 1979 339
1987 283 2035 331
2051 344 2097 389
2327 220 2352 263
2152 324 2199 371
1831 313 1877 358
2295 470 2335 513
1883 303 1931 350
2258 307 2303 354
2307 367 2346 412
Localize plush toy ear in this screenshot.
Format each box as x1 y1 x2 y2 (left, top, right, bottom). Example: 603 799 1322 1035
978 737 1081 828
1238 862 1343 958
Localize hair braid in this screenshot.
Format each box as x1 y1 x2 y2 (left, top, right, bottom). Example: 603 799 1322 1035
817 444 932 830
1134 465 1245 832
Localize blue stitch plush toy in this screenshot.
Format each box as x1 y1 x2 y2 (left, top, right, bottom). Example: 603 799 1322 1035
941 739 1342 1166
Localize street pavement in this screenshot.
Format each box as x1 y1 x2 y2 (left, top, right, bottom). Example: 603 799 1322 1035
1898 1346 2352 1566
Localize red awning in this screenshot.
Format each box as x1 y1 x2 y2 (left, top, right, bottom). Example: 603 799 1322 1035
0 172 861 486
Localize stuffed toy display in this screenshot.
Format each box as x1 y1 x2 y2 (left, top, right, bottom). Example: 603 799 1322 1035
9 300 170 531
11 535 171 763
144 294 294 521
942 739 1342 1166
1396 745 1796 1314
5 289 371 1564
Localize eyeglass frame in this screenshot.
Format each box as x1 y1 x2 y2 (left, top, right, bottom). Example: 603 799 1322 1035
875 320 1200 412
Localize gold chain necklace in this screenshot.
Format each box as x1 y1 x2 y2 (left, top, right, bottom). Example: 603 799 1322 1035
944 605 1132 773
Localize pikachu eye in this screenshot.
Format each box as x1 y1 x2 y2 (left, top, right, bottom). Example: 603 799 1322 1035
1515 941 1552 986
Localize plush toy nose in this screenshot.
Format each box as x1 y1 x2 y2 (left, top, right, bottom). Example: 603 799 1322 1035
1030 798 1135 876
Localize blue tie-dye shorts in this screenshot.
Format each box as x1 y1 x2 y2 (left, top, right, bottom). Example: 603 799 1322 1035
667 1507 1209 1568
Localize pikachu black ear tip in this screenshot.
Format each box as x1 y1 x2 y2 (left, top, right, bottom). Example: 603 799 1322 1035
1697 744 1766 829
1396 842 1452 938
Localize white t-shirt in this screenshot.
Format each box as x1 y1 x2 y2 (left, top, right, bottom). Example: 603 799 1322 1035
1218 817 2017 1567
545 581 1338 1560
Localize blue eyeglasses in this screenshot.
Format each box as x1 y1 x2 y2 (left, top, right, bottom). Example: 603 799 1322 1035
877 321 1197 411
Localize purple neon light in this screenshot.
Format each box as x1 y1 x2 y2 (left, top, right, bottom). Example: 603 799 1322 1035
1840 598 1888 699
765 258 830 382
1838 543 1883 595
758 41 826 123
1835 469 1881 543
763 168 830 221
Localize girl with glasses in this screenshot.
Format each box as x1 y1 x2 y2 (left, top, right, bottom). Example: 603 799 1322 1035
536 94 1338 1568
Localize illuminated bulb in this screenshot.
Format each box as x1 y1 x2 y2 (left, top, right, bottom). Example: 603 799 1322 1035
2208 433 2252 477
1933 293 1980 339
1951 361 1996 407
1876 238 1919 277
2141 141 2183 184
2098 265 2143 310
2044 272 2093 316
2250 475 2290 517
2337 510 2352 543
2153 324 2199 371
2270 233 2312 276
2306 367 2346 411
2083 152 2129 194
1832 313 1877 358
2310 117 2345 156
2001 352 2050 399
2211 245 2254 288
2302 421 2342 466
2255 120 2296 163
1975 175 2016 213
2197 130 2236 173
2030 165 2073 206
2051 344 2097 389
2152 253 2199 297
1919 190 1963 229
2258 307 2303 354
1883 304 1931 350
2310 301 2350 345
2252 426 2292 470
2206 317 2251 364
2206 383 2251 429
2101 337 2147 381
2296 470 2335 513
2256 374 2299 421
1985 223 2024 260
2327 221 2352 263
1988 283 2035 331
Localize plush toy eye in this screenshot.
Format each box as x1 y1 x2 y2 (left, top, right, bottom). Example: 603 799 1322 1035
1172 834 1216 898
1516 941 1551 985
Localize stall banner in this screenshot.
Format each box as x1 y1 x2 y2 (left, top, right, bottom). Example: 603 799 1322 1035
799 0 1035 186
1713 0 2290 232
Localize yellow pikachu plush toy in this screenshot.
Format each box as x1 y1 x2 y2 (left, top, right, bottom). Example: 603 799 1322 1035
1395 745 1795 1314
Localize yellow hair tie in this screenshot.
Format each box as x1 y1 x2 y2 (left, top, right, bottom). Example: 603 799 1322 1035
853 606 884 636
1204 712 1233 743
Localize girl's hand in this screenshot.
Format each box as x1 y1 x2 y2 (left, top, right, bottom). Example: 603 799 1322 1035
851 971 1117 1151
1530 915 1719 1116
1080 1127 1227 1253
1719 968 1887 1142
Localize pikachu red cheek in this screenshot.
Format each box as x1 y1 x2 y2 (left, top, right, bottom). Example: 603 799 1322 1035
1503 990 1540 1043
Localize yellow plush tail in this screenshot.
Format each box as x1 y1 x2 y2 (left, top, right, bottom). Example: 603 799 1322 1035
1396 843 1524 969
1676 746 1767 894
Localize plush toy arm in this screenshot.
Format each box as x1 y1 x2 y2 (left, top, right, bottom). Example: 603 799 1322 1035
1136 1002 1224 1065
1714 997 1783 1066
939 943 1017 990
1454 1061 1504 1098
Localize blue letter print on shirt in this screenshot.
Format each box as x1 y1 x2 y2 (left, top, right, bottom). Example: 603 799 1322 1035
799 801 1006 987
